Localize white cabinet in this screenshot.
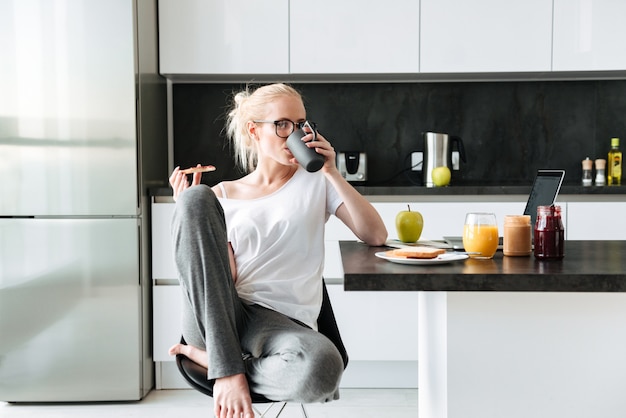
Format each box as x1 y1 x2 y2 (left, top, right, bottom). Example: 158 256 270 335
158 0 288 75
420 0 553 73
159 0 420 76
370 199 623 242
566 201 626 240
289 0 420 74
326 285 418 362
372 201 526 241
158 0 624 76
327 284 418 388
553 0 626 71
153 285 183 362
152 201 177 280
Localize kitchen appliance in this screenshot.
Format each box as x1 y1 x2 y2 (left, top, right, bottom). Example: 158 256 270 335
338 151 368 182
0 0 166 402
422 132 466 187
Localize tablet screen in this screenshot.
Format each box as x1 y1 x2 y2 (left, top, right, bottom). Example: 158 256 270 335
523 169 565 227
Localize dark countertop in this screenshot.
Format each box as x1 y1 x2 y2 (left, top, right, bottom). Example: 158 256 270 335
340 240 626 292
353 184 625 196
150 184 625 197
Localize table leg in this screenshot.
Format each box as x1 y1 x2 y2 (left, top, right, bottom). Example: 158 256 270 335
418 291 448 418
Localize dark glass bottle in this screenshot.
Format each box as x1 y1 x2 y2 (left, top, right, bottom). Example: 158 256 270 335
534 205 564 260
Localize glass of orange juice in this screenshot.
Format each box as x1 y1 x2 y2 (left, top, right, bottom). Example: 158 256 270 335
463 213 499 259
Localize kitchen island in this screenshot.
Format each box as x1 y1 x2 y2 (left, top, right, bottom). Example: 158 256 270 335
340 240 626 418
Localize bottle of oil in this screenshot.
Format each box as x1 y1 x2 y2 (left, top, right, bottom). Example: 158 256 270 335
607 137 622 185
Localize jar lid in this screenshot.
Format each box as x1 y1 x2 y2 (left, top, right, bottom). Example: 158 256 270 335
537 205 561 214
504 214 531 224
582 157 592 170
595 158 606 169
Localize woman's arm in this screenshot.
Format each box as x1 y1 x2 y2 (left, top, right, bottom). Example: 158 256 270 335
310 133 387 246
327 171 388 246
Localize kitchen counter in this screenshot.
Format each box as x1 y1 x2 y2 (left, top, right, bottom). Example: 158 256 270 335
150 184 625 199
340 240 626 292
339 240 626 418
354 183 625 196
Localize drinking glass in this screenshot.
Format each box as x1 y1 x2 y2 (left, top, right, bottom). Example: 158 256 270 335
462 212 499 259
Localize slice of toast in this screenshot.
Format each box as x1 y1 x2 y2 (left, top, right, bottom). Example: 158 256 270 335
181 165 216 174
388 246 446 259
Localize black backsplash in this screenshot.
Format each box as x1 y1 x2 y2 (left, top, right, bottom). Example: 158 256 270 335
172 80 626 187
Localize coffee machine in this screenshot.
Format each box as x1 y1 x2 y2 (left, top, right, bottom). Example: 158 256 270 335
337 151 367 182
422 132 466 187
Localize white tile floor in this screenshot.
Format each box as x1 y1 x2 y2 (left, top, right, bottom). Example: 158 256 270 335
0 388 418 417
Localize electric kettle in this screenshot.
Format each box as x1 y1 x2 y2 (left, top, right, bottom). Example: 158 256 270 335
422 132 466 187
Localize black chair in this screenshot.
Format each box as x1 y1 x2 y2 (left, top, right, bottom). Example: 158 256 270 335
175 282 348 417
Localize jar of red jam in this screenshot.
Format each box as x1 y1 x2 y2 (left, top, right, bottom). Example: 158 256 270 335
534 205 565 260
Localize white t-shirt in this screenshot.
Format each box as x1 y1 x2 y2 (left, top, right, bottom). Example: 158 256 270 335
218 167 343 330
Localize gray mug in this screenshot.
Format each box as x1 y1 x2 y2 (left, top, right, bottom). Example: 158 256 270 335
286 121 325 172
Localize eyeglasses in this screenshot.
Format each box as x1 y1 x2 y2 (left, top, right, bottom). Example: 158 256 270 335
253 120 317 139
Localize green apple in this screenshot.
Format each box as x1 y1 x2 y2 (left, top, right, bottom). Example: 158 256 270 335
432 166 452 187
395 205 424 243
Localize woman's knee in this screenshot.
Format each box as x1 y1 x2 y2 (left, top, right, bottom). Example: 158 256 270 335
309 340 344 399
178 184 214 207
175 185 222 219
285 334 344 402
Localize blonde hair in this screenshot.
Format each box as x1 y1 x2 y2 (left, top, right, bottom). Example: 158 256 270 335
225 83 303 172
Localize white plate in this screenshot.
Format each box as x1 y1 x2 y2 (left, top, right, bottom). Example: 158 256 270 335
375 251 469 265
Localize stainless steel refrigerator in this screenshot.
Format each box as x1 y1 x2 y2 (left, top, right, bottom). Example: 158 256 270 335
0 0 167 401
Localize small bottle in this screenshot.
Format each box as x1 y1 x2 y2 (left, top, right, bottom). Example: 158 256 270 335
581 157 592 186
534 205 564 260
503 215 532 256
607 137 622 186
595 159 606 186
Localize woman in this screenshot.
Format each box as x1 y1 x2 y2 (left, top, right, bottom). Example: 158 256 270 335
168 83 387 418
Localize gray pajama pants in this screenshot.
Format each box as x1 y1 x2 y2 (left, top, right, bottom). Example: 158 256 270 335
171 185 344 403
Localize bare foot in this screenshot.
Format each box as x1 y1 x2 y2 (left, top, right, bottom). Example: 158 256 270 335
213 373 254 418
168 343 208 368
169 344 254 417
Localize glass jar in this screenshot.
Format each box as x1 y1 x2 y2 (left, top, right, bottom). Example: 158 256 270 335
534 205 565 260
503 215 532 256
595 159 606 186
581 157 592 186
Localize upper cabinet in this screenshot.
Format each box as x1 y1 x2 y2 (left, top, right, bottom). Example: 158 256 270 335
553 0 626 71
289 0 420 74
158 0 625 77
158 0 288 75
420 0 553 73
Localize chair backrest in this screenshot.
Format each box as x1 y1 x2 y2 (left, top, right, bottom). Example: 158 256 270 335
317 282 348 369
175 281 348 400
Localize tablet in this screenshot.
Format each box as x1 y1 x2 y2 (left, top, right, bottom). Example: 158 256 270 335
523 169 566 228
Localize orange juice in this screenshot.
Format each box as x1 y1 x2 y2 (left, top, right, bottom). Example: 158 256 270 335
463 224 499 259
